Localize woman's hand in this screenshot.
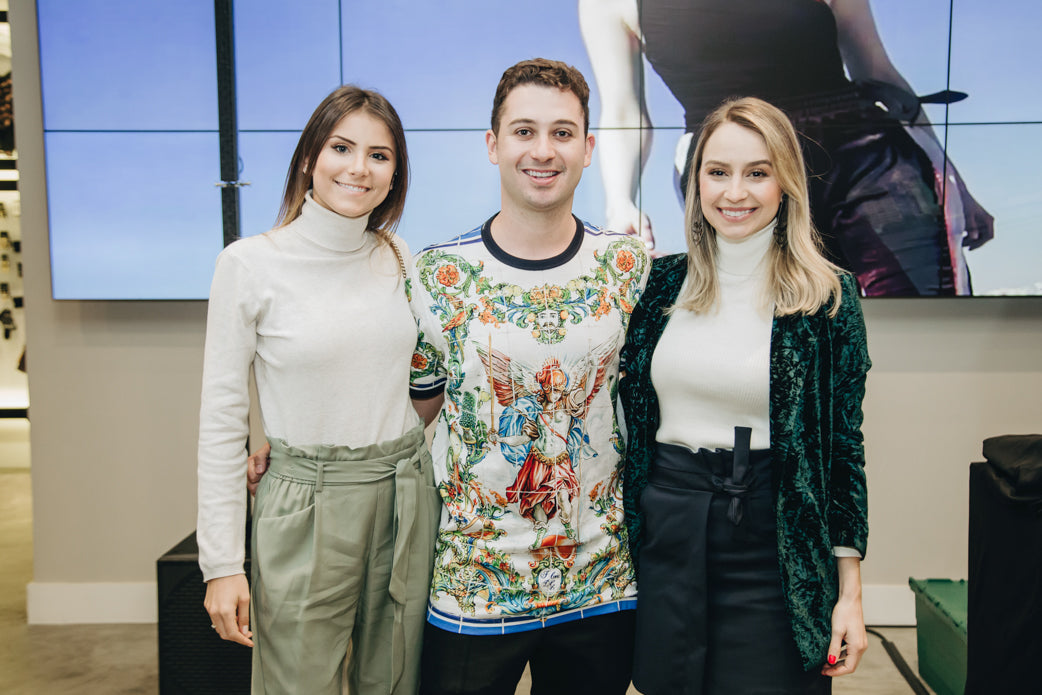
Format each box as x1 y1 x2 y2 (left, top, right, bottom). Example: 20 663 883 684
247 442 272 496
956 173 995 250
822 556 868 677
204 574 254 647
606 198 656 253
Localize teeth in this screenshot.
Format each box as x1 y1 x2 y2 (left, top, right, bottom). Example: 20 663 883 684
526 171 556 179
721 208 752 218
335 181 368 192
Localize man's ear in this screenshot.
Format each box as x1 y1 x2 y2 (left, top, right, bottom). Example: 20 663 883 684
486 129 499 165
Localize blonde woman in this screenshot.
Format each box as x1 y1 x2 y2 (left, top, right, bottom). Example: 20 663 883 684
619 97 870 694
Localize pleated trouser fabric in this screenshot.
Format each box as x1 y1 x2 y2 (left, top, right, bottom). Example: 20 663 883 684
633 429 830 695
250 424 440 695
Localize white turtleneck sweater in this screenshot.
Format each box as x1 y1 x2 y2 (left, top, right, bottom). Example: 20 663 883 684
197 193 420 581
651 223 775 452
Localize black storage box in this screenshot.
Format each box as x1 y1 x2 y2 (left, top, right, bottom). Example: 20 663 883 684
157 532 251 694
966 434 1042 695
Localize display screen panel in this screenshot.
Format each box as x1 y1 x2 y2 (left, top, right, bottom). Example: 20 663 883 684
233 0 341 132
38 0 221 299
947 0 1042 124
45 132 223 300
38 1 218 131
946 123 1041 294
37 0 1041 298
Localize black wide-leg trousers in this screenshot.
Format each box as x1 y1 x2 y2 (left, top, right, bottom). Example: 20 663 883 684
633 429 831 695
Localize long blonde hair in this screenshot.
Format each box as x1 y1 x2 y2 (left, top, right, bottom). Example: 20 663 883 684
674 97 842 317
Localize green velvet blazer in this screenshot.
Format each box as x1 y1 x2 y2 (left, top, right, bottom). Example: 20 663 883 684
619 253 870 669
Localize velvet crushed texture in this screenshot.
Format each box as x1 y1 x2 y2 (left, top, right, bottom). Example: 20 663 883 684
620 254 870 669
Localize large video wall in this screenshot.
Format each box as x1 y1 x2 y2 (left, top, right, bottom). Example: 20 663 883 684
37 0 1040 298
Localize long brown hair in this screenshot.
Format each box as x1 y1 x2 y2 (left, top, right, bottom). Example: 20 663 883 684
276 85 410 242
675 97 842 317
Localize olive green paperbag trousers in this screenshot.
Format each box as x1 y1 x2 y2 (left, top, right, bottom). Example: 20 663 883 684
250 425 439 694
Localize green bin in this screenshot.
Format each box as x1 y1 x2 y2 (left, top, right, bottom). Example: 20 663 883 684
908 578 967 695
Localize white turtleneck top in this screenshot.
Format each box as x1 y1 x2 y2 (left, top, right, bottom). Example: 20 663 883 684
197 193 420 581
651 223 775 452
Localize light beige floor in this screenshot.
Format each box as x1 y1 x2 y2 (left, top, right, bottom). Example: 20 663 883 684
0 422 934 694
513 628 934 695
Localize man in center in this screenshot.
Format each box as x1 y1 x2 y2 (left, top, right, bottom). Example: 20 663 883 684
409 58 649 694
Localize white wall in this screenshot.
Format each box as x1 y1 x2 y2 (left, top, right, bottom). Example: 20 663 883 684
11 1 1042 624
858 299 1042 622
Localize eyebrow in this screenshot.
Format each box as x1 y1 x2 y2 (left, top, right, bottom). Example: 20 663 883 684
327 134 394 152
506 118 580 129
703 159 773 167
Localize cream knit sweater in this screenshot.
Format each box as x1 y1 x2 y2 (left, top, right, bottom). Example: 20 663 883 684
197 194 419 581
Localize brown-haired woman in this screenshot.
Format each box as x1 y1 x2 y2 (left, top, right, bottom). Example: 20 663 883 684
620 96 871 694
197 85 438 694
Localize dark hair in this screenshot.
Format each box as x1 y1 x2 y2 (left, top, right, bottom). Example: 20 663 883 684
490 58 590 135
277 85 409 237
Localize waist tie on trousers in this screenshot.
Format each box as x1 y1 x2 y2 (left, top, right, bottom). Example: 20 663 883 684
267 423 428 694
717 426 751 526
655 426 754 526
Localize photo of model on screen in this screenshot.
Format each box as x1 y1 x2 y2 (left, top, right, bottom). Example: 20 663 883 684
580 0 994 296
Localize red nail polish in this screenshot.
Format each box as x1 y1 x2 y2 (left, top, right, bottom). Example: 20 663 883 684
827 655 837 665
